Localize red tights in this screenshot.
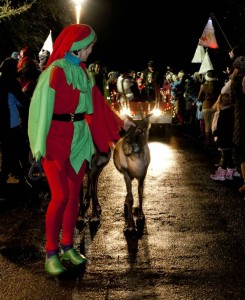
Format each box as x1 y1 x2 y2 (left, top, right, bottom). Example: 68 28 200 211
42 158 86 252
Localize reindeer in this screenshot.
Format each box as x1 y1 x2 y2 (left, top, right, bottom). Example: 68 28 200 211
113 114 152 236
77 75 136 228
78 145 111 227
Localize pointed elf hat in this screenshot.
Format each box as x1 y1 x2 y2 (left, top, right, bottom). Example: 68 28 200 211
46 24 96 68
39 30 53 56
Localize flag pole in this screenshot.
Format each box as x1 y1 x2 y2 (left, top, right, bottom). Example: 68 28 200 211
210 12 233 50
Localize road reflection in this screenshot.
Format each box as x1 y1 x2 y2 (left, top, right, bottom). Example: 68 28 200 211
148 141 175 176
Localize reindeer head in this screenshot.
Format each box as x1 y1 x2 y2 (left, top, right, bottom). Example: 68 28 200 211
122 114 152 156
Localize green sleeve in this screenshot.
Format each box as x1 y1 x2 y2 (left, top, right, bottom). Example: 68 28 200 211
28 67 55 160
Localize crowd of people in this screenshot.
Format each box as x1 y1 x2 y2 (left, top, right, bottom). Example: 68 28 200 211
0 23 245 276
87 47 245 195
0 46 39 186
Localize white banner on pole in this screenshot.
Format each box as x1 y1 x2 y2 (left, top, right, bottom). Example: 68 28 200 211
191 45 205 63
199 50 213 74
198 18 219 49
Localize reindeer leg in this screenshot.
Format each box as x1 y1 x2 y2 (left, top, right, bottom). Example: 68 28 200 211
83 171 91 211
123 173 136 235
135 177 145 234
77 183 87 230
90 149 110 224
77 167 92 229
77 170 91 218
90 168 102 223
138 178 145 217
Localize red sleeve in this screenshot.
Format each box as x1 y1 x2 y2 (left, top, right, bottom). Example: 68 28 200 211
85 85 124 153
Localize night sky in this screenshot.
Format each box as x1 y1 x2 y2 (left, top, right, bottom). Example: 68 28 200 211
79 0 231 74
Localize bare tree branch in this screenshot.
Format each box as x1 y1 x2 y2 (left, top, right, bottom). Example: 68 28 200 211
0 0 36 20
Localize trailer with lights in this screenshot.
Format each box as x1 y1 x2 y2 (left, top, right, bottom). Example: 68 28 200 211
109 86 173 132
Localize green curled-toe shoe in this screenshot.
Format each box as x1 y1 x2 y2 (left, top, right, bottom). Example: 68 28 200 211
61 248 87 265
45 254 67 276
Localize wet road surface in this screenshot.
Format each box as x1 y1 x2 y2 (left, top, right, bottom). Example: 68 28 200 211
0 125 245 300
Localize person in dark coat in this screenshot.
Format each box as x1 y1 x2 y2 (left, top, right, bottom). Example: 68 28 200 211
0 55 29 186
89 60 107 97
17 46 40 99
142 60 161 87
231 56 245 193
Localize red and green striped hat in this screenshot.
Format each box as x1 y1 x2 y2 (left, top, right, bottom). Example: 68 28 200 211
46 23 96 68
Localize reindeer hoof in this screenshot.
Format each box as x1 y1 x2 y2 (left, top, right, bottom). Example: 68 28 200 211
132 207 138 215
136 220 145 237
124 204 129 219
89 216 100 225
136 214 145 224
89 219 100 234
96 205 102 216
123 227 137 237
76 218 86 230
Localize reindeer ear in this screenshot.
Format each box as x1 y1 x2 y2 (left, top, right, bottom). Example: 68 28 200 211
125 114 134 122
144 114 152 129
145 113 153 121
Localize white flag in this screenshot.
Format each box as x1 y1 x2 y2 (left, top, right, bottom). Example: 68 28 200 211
191 45 205 63
198 18 219 49
199 51 213 74
39 30 53 55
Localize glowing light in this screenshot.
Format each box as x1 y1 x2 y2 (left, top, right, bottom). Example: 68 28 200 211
120 107 131 116
148 142 175 176
73 0 84 24
152 108 161 116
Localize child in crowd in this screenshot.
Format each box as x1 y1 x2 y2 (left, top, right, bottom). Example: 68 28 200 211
195 100 205 139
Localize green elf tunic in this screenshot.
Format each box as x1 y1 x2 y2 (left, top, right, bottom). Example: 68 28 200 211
28 57 95 174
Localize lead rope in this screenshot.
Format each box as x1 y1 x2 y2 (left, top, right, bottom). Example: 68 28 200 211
28 152 43 181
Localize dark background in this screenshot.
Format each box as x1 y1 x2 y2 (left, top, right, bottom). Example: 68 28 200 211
0 0 245 74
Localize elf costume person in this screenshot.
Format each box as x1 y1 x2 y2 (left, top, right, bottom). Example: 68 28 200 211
28 24 130 276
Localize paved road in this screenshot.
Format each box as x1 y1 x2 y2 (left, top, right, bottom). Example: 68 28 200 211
0 126 245 300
